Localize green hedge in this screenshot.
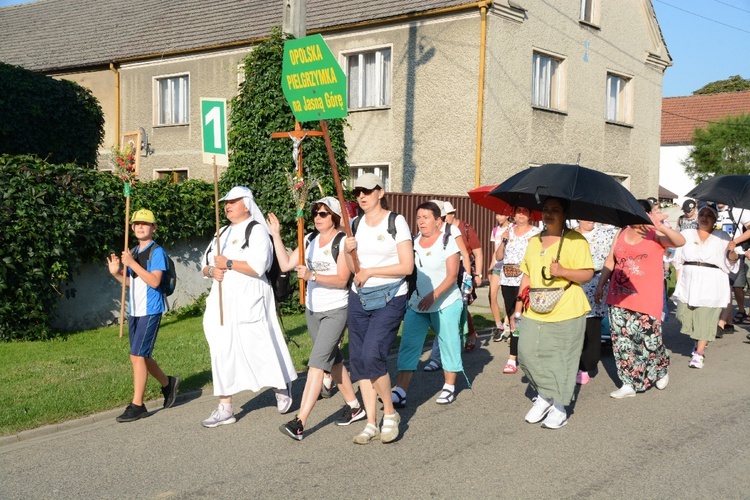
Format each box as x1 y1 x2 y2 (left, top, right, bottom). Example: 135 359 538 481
0 62 104 166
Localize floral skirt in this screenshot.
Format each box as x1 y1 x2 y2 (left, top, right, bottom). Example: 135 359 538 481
608 305 669 392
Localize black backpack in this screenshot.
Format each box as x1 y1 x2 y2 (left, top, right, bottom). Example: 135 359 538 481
130 243 177 297
205 221 290 302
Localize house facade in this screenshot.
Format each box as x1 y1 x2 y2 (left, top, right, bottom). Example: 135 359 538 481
660 90 750 205
0 0 670 197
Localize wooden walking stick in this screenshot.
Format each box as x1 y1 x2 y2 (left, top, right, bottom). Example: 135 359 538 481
213 156 224 325
118 185 131 338
319 120 359 272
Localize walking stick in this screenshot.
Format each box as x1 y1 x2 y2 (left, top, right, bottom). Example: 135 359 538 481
118 184 131 338
213 156 224 325
319 120 359 272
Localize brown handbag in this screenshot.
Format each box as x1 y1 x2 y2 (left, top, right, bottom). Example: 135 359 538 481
502 264 522 278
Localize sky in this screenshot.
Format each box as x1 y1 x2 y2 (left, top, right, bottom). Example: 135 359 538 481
0 0 748 97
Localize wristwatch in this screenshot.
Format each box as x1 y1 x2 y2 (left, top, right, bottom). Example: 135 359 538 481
226 260 233 270
311 270 317 282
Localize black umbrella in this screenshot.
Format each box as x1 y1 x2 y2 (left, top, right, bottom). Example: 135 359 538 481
686 175 750 210
488 163 651 227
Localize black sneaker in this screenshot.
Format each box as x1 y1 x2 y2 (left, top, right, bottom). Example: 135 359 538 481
335 404 366 426
716 326 724 339
116 403 148 423
162 375 180 408
279 417 304 441
492 327 504 342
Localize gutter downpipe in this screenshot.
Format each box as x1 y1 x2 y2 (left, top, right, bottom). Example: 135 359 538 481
475 1 491 188
109 62 120 146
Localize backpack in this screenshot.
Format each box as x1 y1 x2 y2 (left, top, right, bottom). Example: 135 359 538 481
130 243 177 296
204 221 290 302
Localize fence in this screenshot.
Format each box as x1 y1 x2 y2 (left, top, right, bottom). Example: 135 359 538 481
387 192 498 279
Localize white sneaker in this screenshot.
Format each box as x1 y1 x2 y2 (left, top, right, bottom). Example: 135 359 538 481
655 372 669 390
689 352 705 369
610 385 636 399
524 395 553 423
274 382 293 414
201 404 236 428
540 404 567 429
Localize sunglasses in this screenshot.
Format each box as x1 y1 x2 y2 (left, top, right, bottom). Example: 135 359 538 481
311 211 331 218
352 187 376 197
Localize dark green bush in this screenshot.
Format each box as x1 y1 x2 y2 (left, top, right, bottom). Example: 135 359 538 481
0 62 104 166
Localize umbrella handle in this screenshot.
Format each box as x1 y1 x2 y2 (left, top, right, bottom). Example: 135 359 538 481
541 266 553 281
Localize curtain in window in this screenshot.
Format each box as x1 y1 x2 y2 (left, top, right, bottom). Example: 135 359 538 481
348 56 361 108
380 50 391 106
532 54 552 108
606 75 621 121
363 52 377 107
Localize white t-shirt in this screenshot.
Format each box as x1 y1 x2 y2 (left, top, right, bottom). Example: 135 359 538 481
352 212 412 295
305 232 348 313
409 232 461 313
490 224 511 270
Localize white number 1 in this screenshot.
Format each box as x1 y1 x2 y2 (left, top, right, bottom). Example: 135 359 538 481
205 106 222 149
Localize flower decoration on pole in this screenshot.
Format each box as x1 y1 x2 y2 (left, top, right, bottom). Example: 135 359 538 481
285 170 323 218
110 142 138 195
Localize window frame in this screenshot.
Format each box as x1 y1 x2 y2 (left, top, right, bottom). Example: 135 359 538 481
342 45 393 111
531 50 567 112
348 164 390 191
605 71 634 125
579 0 601 26
155 169 189 183
153 73 190 127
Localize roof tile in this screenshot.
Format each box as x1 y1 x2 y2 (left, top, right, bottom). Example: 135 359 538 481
661 90 750 145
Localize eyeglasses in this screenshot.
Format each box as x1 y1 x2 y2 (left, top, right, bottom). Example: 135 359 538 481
352 187 376 197
311 211 330 218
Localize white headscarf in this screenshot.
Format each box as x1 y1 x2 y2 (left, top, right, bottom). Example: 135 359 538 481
220 186 270 232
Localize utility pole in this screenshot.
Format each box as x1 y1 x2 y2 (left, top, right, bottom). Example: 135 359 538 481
282 0 306 38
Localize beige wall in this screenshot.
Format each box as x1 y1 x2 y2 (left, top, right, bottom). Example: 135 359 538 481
480 0 666 199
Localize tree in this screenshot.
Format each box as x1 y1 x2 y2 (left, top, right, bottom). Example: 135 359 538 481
693 75 750 95
225 27 349 251
683 113 750 182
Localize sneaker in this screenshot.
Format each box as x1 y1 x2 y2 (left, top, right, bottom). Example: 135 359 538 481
274 382 293 414
655 372 669 390
541 405 568 429
116 403 148 423
689 352 705 369
279 417 304 441
715 326 724 339
201 404 236 428
319 377 336 399
492 326 505 342
335 404 366 426
353 423 380 445
380 412 401 444
576 370 590 385
524 395 552 424
724 324 735 334
161 375 180 409
610 385 636 399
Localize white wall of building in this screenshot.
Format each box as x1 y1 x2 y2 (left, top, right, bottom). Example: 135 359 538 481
659 144 695 205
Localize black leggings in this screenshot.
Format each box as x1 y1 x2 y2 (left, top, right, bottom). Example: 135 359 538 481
579 316 602 372
501 285 519 357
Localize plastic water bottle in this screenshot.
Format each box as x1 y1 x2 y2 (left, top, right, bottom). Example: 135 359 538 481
461 274 473 303
513 312 522 336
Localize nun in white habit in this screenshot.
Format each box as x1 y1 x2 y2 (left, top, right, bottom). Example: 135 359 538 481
199 186 297 428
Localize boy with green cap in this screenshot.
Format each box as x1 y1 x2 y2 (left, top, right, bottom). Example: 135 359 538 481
107 209 179 422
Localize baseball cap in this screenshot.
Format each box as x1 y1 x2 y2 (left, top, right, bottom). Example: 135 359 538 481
429 199 446 217
443 201 457 214
353 173 383 190
682 199 696 212
647 197 658 207
311 196 342 217
131 209 156 224
219 186 252 202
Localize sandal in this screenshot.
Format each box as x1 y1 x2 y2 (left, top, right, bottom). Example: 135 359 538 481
734 311 748 323
502 362 518 374
353 423 380 445
436 388 456 405
423 359 442 372
464 333 477 352
380 412 401 443
391 389 407 408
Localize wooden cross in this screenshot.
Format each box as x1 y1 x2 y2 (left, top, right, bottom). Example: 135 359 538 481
271 121 325 305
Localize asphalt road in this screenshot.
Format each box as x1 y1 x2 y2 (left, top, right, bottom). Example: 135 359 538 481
3 296 750 499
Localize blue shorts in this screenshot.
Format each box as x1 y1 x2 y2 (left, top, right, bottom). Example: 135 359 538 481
347 290 406 382
129 314 162 358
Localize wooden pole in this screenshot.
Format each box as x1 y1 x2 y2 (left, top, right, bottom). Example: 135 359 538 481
213 156 224 325
319 120 359 272
118 186 130 338
296 131 306 306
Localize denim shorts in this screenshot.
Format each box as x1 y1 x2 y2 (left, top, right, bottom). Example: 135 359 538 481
129 314 162 358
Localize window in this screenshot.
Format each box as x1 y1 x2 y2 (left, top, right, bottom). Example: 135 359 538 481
346 47 391 109
155 74 189 125
349 165 390 190
157 170 188 183
606 73 633 124
532 52 565 110
580 0 600 25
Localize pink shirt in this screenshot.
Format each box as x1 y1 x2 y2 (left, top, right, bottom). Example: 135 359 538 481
606 228 664 319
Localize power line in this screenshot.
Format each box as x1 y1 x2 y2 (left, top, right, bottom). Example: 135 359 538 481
712 0 750 15
654 0 750 35
663 109 750 130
